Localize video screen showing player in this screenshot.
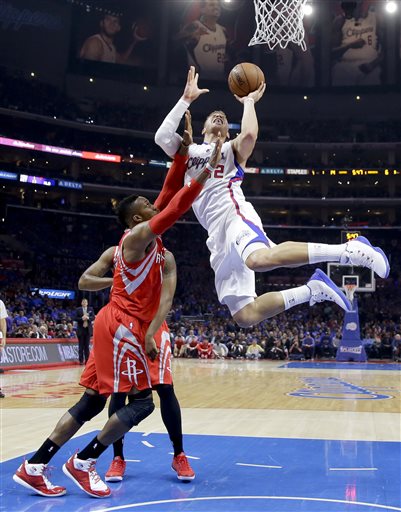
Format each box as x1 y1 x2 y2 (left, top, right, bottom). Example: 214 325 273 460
168 0 255 82
331 0 385 86
72 0 160 69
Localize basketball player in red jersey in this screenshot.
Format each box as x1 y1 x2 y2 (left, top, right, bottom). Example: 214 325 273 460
77 245 193 482
13 130 223 499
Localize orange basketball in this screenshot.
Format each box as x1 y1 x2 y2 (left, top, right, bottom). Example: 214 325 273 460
228 62 265 98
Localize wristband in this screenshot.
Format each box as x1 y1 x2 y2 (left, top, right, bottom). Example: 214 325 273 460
244 97 255 104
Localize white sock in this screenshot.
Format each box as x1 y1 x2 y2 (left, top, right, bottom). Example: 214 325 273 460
308 243 346 264
280 285 311 311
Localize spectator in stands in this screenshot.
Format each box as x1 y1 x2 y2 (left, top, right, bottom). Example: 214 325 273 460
184 329 198 358
212 338 228 359
289 336 304 360
381 334 393 359
317 330 335 359
246 338 264 360
173 334 186 357
269 339 287 360
228 339 244 359
197 337 213 359
75 298 95 365
392 334 401 362
301 332 315 360
14 310 28 327
366 334 382 359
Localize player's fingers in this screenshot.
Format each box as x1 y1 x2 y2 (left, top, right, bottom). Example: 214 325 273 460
199 88 210 95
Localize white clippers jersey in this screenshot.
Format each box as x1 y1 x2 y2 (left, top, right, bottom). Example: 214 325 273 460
340 10 379 62
184 141 251 235
187 22 226 79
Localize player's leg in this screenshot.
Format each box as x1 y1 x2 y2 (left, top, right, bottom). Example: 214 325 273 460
104 392 128 482
62 313 155 497
232 268 351 329
151 324 195 480
13 347 106 497
63 388 154 498
13 387 107 497
245 238 389 278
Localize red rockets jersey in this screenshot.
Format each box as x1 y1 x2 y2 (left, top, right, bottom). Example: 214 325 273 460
110 231 166 322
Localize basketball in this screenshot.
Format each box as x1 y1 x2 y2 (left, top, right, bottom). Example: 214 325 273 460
228 62 265 98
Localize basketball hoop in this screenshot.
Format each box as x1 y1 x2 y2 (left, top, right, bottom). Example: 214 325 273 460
249 0 308 51
344 284 357 305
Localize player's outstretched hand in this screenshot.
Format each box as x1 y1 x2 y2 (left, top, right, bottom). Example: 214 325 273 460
209 132 223 168
182 66 209 104
182 110 193 146
145 334 158 361
234 82 266 105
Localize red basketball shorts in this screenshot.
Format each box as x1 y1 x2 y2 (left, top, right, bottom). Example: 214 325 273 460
80 303 172 395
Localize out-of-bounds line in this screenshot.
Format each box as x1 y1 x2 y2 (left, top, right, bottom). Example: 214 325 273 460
236 462 282 469
95 495 401 512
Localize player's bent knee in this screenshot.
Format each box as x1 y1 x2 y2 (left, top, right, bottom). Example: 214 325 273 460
116 392 155 429
246 250 274 271
68 391 107 426
233 309 255 329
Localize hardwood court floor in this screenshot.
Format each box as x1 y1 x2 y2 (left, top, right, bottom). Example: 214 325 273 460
1 359 400 461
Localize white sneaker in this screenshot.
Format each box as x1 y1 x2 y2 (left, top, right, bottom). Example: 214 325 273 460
340 236 390 279
62 454 110 498
307 269 351 311
13 460 66 497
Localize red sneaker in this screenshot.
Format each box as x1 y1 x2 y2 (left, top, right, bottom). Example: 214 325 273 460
62 454 110 498
171 453 195 481
13 460 66 497
105 456 126 482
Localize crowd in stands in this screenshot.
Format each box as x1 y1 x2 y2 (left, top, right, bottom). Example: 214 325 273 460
1 67 401 149
2 284 401 362
1 215 400 362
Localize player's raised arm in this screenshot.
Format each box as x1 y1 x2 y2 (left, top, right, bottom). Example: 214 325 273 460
154 66 209 158
232 82 266 166
145 250 177 360
78 247 115 291
123 135 222 262
154 110 193 212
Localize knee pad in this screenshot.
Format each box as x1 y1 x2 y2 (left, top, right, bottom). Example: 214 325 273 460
68 392 107 426
116 392 155 429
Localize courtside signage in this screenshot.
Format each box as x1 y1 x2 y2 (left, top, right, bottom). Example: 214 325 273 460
32 288 76 299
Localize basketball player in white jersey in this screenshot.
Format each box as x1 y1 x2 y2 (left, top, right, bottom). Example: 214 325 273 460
332 1 382 86
155 67 390 328
176 0 227 80
80 14 139 65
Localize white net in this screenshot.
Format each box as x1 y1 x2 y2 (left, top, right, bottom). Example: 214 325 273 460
249 0 308 51
345 285 357 304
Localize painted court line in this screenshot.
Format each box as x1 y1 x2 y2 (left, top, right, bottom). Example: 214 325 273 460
329 467 378 471
141 441 154 448
96 495 401 511
168 452 200 460
236 463 282 469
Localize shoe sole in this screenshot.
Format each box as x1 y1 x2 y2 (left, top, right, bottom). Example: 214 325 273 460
105 475 124 482
62 463 110 498
13 474 66 497
352 236 390 279
310 269 351 311
171 466 195 481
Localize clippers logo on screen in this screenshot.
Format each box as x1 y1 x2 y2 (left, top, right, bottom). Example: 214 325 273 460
341 231 361 244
